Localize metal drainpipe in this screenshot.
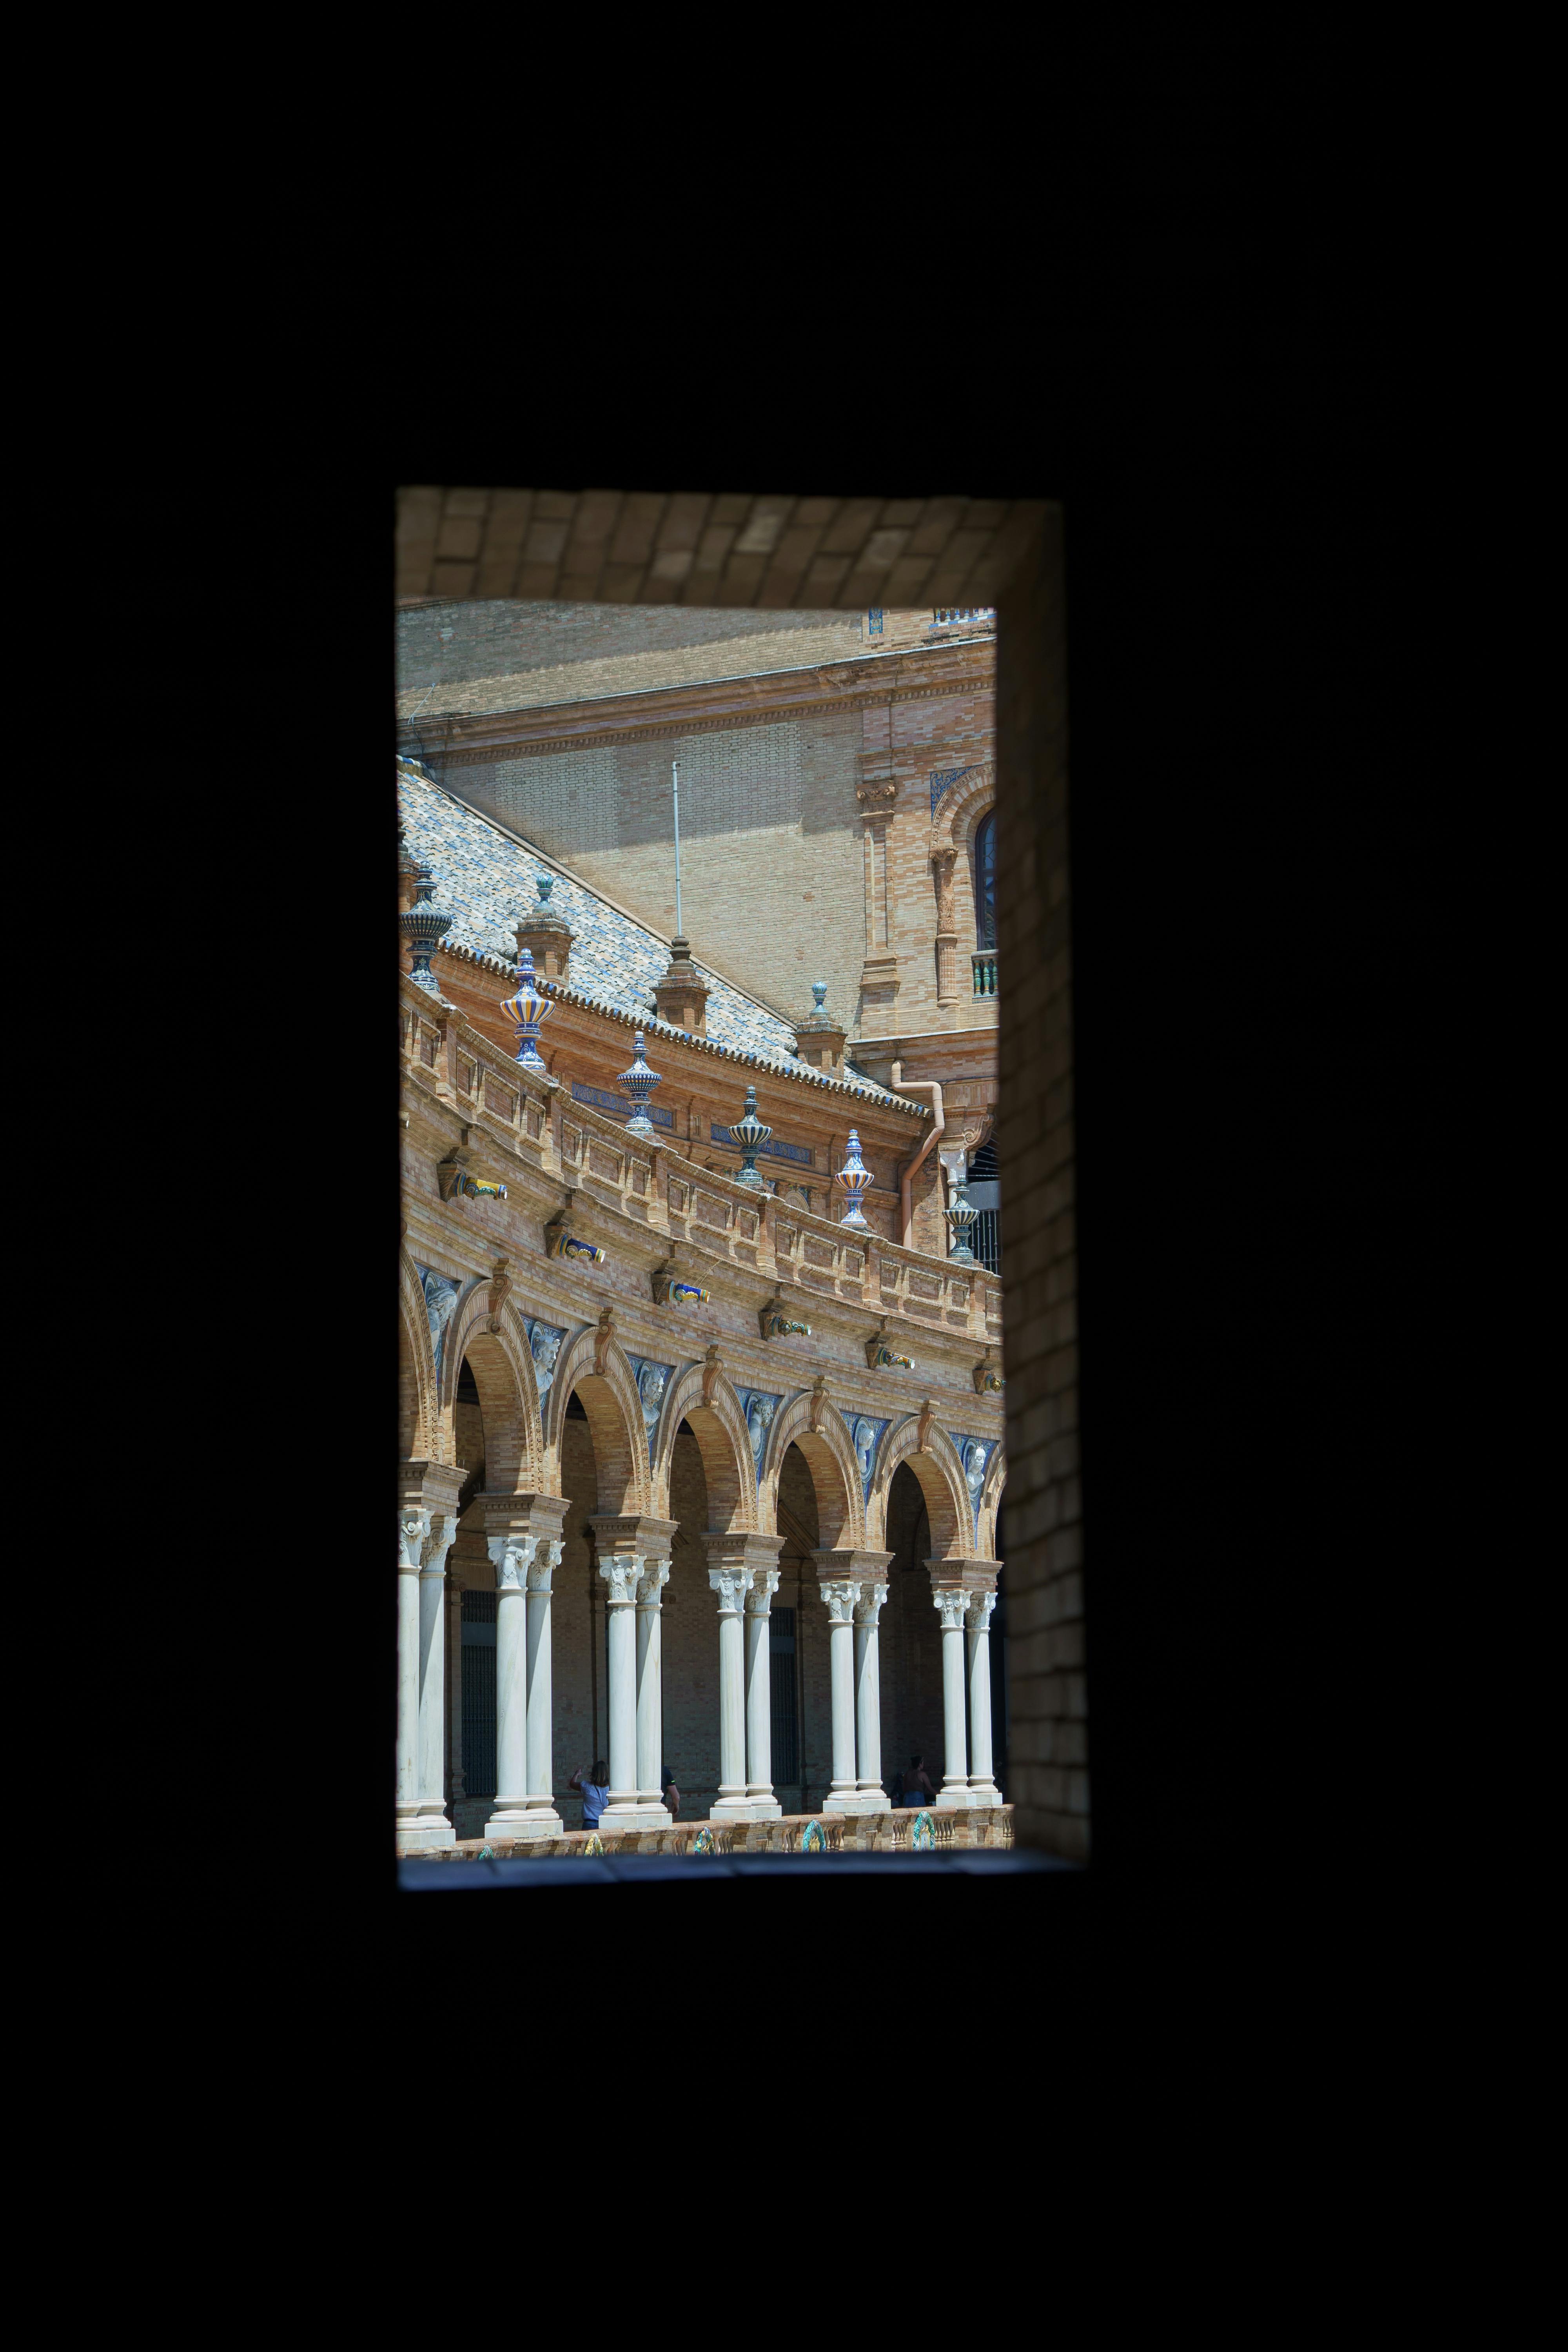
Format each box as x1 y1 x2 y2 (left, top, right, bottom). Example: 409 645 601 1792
893 1083 945 1250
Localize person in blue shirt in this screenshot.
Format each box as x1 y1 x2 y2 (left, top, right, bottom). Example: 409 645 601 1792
568 1759 610 1832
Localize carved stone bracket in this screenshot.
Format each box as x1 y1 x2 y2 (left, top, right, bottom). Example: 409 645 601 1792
701 1344 724 1408
916 1399 936 1453
593 1305 617 1375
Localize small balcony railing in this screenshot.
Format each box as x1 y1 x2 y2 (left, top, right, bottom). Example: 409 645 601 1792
972 951 998 999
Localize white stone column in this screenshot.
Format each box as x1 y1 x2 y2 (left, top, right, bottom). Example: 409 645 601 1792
414 1513 458 1843
966 1588 1002 1802
485 1532 535 1838
446 1572 466 1808
635 1559 670 1809
524 1541 565 1830
933 1585 973 1809
396 1510 426 1845
820 1579 861 1813
708 1562 754 1818
853 1581 891 1809
744 1566 784 1819
599 1552 643 1825
590 1516 679 1831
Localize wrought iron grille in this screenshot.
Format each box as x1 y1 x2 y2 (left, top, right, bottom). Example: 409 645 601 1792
461 1590 497 1798
972 1210 1002 1274
770 1606 798 1784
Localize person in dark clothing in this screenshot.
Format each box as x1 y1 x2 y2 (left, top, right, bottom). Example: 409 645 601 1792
661 1764 681 1818
903 1753 938 1806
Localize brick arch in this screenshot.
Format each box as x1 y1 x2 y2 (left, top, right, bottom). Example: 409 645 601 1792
975 1441 1007 1562
650 1362 755 1533
541 1323 651 1516
398 1247 442 1463
759 1391 864 1550
929 762 995 857
866 1415 973 1559
436 1290 544 1495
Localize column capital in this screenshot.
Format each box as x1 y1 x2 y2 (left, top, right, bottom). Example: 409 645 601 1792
490 1533 539 1592
526 1539 562 1593
932 1586 969 1631
707 1564 751 1615
853 1580 889 1626
744 1566 782 1615
598 1553 645 1607
636 1559 671 1606
965 1588 997 1633
819 1578 860 1625
397 1508 428 1573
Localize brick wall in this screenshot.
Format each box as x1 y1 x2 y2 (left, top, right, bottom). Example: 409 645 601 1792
993 509 1086 1860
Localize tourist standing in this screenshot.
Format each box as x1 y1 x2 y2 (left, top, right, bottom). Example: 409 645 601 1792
568 1759 610 1833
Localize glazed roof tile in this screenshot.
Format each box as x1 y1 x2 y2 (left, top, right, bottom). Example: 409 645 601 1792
396 761 921 1115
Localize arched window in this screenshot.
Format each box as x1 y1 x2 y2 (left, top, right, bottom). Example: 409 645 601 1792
973 811 996 949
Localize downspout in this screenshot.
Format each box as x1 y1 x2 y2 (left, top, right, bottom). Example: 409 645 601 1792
892 1082 945 1251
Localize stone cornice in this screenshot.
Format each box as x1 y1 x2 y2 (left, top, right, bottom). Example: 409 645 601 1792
409 639 996 768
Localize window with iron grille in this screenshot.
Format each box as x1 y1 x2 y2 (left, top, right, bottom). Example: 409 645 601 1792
968 1138 1001 1276
461 1590 497 1798
770 1606 798 1784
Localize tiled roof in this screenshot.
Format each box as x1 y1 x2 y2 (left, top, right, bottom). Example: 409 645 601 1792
396 760 923 1116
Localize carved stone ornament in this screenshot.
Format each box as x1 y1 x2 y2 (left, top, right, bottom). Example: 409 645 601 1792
933 1588 969 1631
398 1510 429 1571
744 1566 782 1613
598 1552 644 1607
973 1361 1005 1396
439 1151 508 1204
916 1399 936 1454
420 1512 456 1572
965 1589 998 1633
701 1344 723 1408
708 1566 752 1614
819 1577 861 1624
854 1580 889 1626
856 777 897 805
931 849 958 932
490 1535 538 1592
809 1375 830 1433
593 1307 616 1376
488 1256 512 1334
526 1539 563 1593
636 1559 671 1606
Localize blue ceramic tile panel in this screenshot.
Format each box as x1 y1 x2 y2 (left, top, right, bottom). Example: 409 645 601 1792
949 1433 997 1510
929 766 981 820
842 1410 890 1501
625 1356 674 1462
523 1317 566 1406
396 761 911 1107
732 1388 783 1480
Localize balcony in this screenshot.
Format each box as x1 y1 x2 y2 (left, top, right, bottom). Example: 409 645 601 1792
972 950 998 999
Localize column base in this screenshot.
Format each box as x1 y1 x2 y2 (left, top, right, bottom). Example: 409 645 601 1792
480 1809 564 1843
709 1794 765 1820
967 1781 1002 1805
934 1785 985 1810
742 1792 784 1818
396 1819 457 1851
600 1802 673 1833
823 1791 892 1816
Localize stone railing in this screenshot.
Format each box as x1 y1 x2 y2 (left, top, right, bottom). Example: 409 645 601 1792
401 975 1004 1352
408 1806 1015 1862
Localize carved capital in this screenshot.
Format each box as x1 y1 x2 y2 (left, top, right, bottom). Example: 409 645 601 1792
489 1534 538 1593
420 1512 456 1575
819 1578 860 1626
965 1589 997 1634
708 1566 751 1615
526 1539 562 1594
933 1588 969 1631
744 1566 782 1615
598 1552 644 1607
853 1580 889 1627
636 1559 671 1607
397 1510 429 1572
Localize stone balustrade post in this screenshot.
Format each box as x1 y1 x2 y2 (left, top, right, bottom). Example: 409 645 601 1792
853 1578 891 1809
482 1493 569 1842
590 1515 679 1831
966 1586 1001 1802
744 1563 784 1819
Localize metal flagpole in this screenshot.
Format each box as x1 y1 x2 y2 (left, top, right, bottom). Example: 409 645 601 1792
672 760 682 935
